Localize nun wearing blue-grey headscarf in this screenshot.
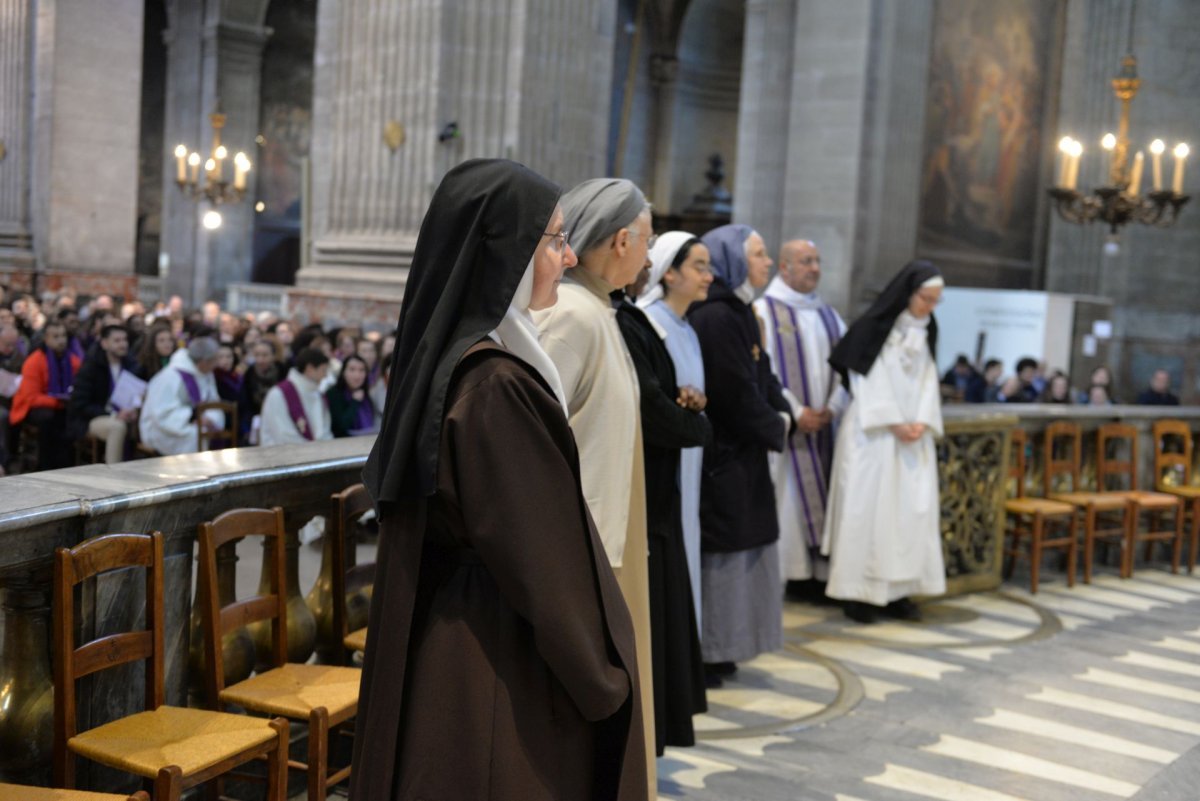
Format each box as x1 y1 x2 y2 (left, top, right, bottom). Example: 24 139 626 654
687 223 794 685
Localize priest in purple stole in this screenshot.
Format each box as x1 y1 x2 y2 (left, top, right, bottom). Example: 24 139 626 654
139 336 224 455
752 240 848 591
260 346 333 446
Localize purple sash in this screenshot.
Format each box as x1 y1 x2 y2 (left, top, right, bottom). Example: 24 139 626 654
278 379 314 441
349 390 375 431
47 349 75 397
176 368 201 406
68 337 85 361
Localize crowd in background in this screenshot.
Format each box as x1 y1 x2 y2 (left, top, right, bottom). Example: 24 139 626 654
0 284 395 476
940 354 1181 407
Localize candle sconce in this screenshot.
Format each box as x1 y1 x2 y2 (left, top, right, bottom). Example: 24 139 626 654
1050 22 1190 237
172 107 252 211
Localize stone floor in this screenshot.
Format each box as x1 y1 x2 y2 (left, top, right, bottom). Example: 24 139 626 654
659 569 1200 801
269 535 1200 800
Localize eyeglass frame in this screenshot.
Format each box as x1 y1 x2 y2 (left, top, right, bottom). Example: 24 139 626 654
626 228 658 250
542 229 570 253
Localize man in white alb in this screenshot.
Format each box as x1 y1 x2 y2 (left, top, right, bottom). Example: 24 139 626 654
753 240 848 594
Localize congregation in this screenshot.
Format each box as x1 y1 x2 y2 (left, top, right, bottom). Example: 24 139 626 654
0 288 391 476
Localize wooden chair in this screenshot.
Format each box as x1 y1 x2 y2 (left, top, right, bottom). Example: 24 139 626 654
1096 423 1183 576
1003 429 1077 593
1043 421 1132 582
330 484 376 661
53 532 287 801
1152 419 1200 572
196 400 238 451
0 783 149 801
198 508 361 801
74 434 104 465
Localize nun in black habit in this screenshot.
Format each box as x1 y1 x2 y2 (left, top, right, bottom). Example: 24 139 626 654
350 159 647 801
822 261 946 623
617 266 710 754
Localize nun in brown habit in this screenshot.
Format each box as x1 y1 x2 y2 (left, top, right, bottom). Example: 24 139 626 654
350 159 648 801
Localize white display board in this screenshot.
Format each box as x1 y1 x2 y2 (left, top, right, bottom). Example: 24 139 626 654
935 288 1075 377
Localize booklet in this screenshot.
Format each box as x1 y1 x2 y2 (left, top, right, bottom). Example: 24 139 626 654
110 370 149 411
0 369 20 398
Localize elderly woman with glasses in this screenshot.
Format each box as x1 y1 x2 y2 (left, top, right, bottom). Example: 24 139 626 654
535 177 659 794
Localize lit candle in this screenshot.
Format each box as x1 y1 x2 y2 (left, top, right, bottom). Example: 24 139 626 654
233 152 249 191
214 145 226 182
1057 137 1073 186
1067 141 1084 190
1150 139 1165 191
1128 150 1144 195
1101 133 1116 181
1173 143 1189 194
187 152 201 184
173 144 187 183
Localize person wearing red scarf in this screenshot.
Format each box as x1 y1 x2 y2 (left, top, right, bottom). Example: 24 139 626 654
11 321 81 470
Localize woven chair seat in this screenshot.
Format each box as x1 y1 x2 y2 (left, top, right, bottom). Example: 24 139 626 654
1049 491 1129 510
1161 485 1200 499
220 663 360 720
1125 490 1183 509
1006 497 1075 516
0 784 142 801
343 627 368 654
68 705 276 779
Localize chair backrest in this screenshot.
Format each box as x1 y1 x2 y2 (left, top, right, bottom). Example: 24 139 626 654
330 483 375 661
1043 421 1081 495
1008 428 1028 499
197 400 238 451
1097 422 1139 491
53 532 165 788
1153 419 1194 489
198 507 287 709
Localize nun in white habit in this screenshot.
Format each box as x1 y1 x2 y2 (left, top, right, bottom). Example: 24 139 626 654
822 261 946 623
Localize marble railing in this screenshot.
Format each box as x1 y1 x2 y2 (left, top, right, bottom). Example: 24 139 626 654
0 438 371 787
0 406 1196 789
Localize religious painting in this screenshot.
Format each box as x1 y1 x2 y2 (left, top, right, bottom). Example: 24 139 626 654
917 0 1063 279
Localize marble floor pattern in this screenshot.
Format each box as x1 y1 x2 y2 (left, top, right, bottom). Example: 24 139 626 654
658 569 1200 801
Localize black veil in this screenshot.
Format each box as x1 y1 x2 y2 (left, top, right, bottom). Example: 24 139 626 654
363 159 560 504
829 260 941 386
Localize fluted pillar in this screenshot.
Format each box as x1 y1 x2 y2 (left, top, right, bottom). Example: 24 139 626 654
299 0 617 298
2 0 143 292
0 0 33 270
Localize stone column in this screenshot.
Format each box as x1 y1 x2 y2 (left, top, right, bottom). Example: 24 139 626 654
733 0 933 315
734 0 876 314
160 0 269 305
0 0 34 273
23 0 143 295
299 0 617 298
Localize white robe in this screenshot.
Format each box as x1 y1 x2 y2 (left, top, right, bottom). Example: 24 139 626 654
260 368 333 446
138 349 223 456
754 278 849 581
645 298 705 632
821 315 945 606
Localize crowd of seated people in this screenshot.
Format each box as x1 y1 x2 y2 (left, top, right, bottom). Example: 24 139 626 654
0 285 394 476
941 355 1183 407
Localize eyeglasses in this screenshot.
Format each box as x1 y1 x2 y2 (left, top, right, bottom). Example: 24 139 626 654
543 229 570 253
796 256 821 266
627 229 658 250
683 261 713 276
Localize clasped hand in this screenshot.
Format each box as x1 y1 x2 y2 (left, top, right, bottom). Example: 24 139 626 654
796 407 832 434
676 385 707 412
890 422 926 443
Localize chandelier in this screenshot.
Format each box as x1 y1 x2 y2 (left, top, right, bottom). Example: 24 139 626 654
1049 6 1189 236
172 108 251 227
